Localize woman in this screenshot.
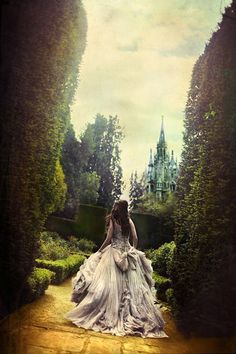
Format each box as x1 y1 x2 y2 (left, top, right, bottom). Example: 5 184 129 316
64 200 168 338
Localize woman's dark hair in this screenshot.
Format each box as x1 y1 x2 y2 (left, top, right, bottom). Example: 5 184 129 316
106 200 130 236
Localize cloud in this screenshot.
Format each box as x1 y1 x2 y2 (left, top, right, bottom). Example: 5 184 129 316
71 0 232 199
117 40 139 52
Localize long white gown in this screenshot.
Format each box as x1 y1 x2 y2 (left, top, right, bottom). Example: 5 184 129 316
64 219 168 338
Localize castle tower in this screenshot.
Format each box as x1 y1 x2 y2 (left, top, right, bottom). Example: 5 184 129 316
156 116 167 162
146 117 178 201
147 149 154 193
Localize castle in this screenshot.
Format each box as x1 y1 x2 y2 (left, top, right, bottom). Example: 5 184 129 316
145 117 179 200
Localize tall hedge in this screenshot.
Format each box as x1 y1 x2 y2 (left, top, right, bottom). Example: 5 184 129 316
172 2 236 336
45 204 107 247
0 0 87 316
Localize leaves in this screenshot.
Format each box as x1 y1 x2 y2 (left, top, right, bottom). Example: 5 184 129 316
172 1 236 336
0 0 87 314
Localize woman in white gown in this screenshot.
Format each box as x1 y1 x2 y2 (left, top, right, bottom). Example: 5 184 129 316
64 200 168 338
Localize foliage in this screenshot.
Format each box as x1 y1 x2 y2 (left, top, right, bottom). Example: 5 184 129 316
0 0 87 315
76 238 96 253
78 172 100 205
60 123 81 217
139 192 176 218
38 231 96 260
20 267 55 305
45 204 106 246
152 272 172 302
38 231 71 261
165 288 175 307
171 2 236 336
60 114 124 211
146 241 175 277
81 114 124 208
35 254 86 284
66 236 96 253
129 172 145 210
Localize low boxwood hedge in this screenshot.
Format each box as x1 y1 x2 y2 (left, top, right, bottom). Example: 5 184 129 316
35 254 86 284
20 267 55 305
153 271 172 301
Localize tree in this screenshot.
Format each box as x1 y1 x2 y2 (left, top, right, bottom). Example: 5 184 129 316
129 172 145 210
171 2 236 336
78 172 100 205
0 0 87 316
60 123 81 216
80 114 124 208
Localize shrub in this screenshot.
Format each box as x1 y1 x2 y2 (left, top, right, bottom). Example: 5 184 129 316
67 236 96 253
153 272 172 302
35 254 86 284
38 231 71 260
20 267 55 305
165 287 175 307
77 238 96 253
146 241 175 277
66 235 80 252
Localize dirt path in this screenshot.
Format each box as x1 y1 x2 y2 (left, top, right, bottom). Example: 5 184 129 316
1 277 236 354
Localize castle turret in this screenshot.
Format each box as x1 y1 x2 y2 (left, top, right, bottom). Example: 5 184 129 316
146 116 179 200
147 149 154 192
156 116 167 162
159 116 165 145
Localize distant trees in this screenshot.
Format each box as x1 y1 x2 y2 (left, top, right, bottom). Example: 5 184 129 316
129 172 145 210
78 172 100 205
171 2 236 335
85 114 124 208
0 0 87 316
61 114 124 210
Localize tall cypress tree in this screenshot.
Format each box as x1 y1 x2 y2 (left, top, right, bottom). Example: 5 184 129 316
172 2 236 335
0 0 87 316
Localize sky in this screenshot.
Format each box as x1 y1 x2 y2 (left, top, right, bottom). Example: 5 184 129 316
71 0 231 199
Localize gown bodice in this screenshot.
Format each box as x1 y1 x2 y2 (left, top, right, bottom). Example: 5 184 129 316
111 221 132 252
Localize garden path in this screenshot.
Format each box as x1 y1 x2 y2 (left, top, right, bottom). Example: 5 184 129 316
1 277 236 354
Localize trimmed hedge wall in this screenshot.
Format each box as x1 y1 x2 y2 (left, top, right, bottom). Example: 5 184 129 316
131 212 174 249
45 216 81 237
75 204 107 245
45 204 107 247
35 254 86 284
46 205 173 250
20 267 55 305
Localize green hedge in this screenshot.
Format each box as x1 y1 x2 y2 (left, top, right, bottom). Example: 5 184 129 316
35 254 86 284
46 205 173 251
20 267 55 305
74 204 107 245
45 216 81 237
45 204 107 247
146 241 175 277
153 271 172 302
131 212 174 249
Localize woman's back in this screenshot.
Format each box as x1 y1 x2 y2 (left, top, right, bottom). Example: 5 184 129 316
111 218 131 252
65 200 168 338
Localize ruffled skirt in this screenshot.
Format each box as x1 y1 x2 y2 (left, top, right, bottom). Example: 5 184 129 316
64 244 168 338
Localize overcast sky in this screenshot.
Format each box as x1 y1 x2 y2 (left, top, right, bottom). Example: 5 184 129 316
71 0 231 199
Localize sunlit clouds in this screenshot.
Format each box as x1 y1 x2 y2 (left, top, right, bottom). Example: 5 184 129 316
71 0 231 198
